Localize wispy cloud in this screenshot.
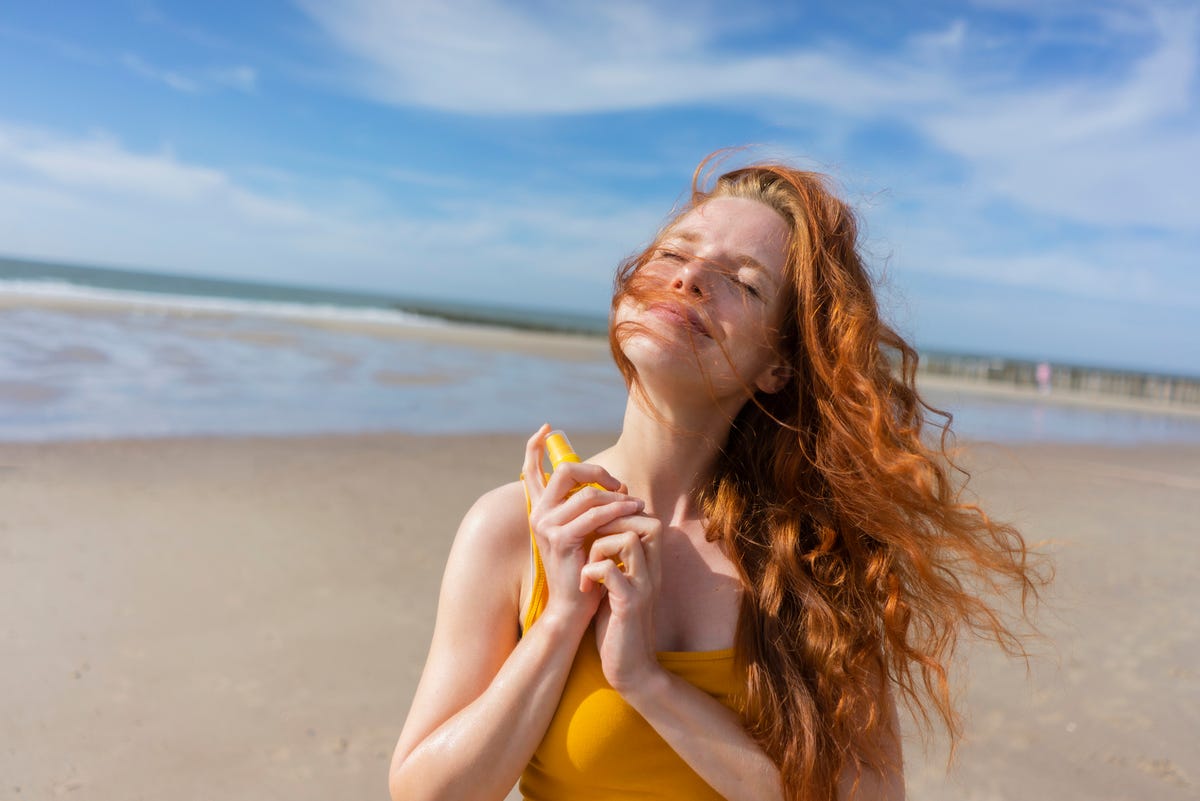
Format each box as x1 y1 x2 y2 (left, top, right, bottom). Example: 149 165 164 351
292 0 953 115
1 126 225 199
0 22 105 66
121 53 258 94
919 6 1198 230
0 21 259 95
0 123 655 308
2 0 1194 370
295 2 1196 212
292 0 1200 308
134 1 239 52
209 65 258 93
120 53 202 93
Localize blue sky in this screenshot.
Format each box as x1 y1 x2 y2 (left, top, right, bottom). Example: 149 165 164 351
0 0 1197 375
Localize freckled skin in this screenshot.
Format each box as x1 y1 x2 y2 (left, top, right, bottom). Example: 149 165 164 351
614 197 793 403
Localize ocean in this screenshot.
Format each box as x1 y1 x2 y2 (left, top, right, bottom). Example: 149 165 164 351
4 256 1200 445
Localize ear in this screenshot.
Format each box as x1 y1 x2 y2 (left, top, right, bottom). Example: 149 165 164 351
755 361 792 394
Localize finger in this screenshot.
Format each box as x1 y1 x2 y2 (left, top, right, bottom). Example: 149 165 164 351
593 513 661 584
553 500 646 548
588 532 647 587
520 424 552 504
554 486 644 523
580 557 632 594
592 511 658 539
542 461 622 504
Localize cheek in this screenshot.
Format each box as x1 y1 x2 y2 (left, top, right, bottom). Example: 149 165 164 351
611 295 640 328
726 307 783 359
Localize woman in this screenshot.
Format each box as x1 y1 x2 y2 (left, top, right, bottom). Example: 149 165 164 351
389 156 1044 800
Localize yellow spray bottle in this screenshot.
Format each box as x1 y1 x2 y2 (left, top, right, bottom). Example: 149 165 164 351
544 429 605 495
544 430 623 575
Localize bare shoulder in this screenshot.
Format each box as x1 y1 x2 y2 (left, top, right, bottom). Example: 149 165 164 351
391 480 532 769
451 480 529 560
440 481 531 606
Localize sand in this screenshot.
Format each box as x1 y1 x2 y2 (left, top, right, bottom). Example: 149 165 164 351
2 433 1197 800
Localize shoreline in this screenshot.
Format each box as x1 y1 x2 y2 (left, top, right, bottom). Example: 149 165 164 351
916 372 1200 420
0 289 613 362
4 289 1197 416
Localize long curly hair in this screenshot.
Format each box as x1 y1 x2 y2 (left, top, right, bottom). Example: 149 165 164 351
609 155 1047 800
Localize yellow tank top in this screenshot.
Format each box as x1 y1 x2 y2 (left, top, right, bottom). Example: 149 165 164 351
518 497 743 800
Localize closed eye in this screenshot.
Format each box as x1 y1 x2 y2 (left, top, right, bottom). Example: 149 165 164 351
731 274 763 299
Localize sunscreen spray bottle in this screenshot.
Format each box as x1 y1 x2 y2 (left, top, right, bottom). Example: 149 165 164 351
545 429 618 575
544 430 605 495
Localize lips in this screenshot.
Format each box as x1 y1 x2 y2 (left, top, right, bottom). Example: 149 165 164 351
648 303 711 339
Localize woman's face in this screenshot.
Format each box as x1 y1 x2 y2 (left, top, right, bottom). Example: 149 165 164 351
615 196 792 400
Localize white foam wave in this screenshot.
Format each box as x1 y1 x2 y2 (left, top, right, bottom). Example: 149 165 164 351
0 279 447 328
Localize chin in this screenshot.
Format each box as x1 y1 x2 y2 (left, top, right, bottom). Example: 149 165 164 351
619 330 691 372
621 334 754 404
617 316 710 362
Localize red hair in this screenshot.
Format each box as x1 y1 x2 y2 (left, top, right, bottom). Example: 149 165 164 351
609 155 1048 800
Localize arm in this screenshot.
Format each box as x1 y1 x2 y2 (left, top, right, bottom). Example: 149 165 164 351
627 668 785 800
582 532 784 800
626 669 904 801
389 428 644 801
387 484 580 801
583 532 905 801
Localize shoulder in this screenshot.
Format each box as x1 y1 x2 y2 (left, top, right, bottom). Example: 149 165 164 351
439 481 530 604
390 481 533 775
453 480 529 557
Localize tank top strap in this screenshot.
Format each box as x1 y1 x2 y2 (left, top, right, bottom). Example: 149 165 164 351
520 473 549 633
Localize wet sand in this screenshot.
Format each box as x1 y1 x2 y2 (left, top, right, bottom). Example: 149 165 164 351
1 433 1197 799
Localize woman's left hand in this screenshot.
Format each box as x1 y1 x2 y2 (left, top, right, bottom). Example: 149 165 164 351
579 512 664 694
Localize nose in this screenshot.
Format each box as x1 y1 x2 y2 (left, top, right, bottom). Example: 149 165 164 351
671 260 706 298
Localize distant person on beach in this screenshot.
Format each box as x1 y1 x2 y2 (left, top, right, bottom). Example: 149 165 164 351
1037 361 1053 394
388 156 1045 800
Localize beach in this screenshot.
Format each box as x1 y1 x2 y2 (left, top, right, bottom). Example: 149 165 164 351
3 432 1198 800
2 286 1198 800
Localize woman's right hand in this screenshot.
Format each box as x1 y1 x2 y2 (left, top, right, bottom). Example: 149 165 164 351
521 424 644 632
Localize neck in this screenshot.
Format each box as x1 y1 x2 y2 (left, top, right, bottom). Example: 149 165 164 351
600 386 744 525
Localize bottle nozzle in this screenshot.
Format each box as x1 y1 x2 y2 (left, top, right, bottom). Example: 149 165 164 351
545 429 580 470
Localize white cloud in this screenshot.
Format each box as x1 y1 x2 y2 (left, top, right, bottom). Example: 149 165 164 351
210 65 258 93
5 0 1196 365
0 123 655 310
293 0 1199 237
2 128 225 200
121 52 200 92
909 19 968 57
293 0 952 114
919 7 1198 229
298 0 1194 363
121 52 258 94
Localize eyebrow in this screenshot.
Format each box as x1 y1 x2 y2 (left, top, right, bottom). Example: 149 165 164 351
666 230 777 285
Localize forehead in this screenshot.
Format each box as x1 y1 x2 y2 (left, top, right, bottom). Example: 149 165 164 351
667 197 790 277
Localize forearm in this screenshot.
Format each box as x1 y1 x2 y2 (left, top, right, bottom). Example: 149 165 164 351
623 668 784 801
390 613 586 801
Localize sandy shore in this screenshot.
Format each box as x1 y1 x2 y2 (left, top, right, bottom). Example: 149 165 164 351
917 372 1200 421
5 289 1195 421
2 433 1197 800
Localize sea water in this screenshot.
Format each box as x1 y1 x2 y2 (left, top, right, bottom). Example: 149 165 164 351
0 300 626 440
2 259 1199 444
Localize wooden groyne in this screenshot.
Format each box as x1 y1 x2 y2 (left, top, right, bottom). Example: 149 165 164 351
918 352 1200 409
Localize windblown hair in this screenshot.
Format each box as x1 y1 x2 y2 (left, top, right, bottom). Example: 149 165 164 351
609 155 1047 801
